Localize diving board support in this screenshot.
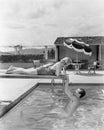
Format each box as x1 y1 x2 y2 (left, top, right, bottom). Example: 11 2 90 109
51 76 65 94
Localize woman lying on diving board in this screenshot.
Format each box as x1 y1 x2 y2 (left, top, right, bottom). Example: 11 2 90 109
6 57 72 76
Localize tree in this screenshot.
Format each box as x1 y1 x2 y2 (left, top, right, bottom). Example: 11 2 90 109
14 45 23 55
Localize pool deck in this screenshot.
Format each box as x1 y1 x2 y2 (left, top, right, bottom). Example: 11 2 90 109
0 70 104 101
67 70 104 84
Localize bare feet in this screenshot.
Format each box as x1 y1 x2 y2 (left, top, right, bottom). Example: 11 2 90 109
6 65 15 74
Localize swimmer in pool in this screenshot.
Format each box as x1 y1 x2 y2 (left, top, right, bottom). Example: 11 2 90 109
6 57 71 76
51 75 86 118
64 75 86 117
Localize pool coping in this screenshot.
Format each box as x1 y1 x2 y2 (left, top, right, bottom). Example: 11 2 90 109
0 82 39 118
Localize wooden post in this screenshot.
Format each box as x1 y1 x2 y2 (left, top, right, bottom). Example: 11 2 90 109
55 46 58 62
98 45 102 61
45 45 48 61
14 45 22 55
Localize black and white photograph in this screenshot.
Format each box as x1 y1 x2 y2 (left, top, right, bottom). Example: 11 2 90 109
0 0 104 129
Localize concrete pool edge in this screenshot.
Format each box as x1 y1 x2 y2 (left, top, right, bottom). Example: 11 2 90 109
0 82 104 119
0 82 40 118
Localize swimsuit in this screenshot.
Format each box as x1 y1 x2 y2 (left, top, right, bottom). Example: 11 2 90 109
37 67 56 75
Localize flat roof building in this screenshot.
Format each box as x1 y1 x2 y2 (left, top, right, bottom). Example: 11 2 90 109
54 36 104 69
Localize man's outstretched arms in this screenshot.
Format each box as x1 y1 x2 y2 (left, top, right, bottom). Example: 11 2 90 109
64 76 77 101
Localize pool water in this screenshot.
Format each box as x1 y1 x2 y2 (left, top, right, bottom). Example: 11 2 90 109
0 83 104 130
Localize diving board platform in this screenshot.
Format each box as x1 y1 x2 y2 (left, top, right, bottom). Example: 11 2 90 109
0 62 56 78
0 73 59 79
0 69 62 79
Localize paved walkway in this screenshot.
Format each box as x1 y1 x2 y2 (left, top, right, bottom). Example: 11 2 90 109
67 70 104 84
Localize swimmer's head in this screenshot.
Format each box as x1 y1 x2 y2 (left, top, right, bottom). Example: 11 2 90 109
75 88 86 98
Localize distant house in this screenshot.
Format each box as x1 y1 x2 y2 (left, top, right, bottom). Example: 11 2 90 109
54 36 104 64
21 48 45 55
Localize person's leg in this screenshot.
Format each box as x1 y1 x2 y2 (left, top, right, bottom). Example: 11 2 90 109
24 68 38 75
6 67 27 74
6 66 38 75
6 63 47 74
6 65 25 74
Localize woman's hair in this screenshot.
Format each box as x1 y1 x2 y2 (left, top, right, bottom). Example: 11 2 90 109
78 88 86 98
61 57 70 64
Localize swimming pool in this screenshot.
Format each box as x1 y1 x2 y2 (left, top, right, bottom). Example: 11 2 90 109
0 83 104 130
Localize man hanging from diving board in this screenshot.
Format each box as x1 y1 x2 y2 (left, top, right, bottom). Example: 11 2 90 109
50 74 86 118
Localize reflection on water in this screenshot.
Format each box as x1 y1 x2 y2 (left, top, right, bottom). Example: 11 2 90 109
0 84 104 130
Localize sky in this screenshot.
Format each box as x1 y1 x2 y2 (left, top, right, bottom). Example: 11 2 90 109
0 0 104 47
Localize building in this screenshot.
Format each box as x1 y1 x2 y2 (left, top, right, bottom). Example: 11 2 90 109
54 36 104 62
54 36 104 69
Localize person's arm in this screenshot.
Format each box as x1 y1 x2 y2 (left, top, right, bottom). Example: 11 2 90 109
50 62 61 76
62 66 66 75
56 62 67 76
55 63 62 76
64 76 77 101
62 58 72 75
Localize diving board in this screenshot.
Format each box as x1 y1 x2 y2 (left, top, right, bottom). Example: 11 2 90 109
0 62 56 78
0 73 59 79
0 69 62 79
